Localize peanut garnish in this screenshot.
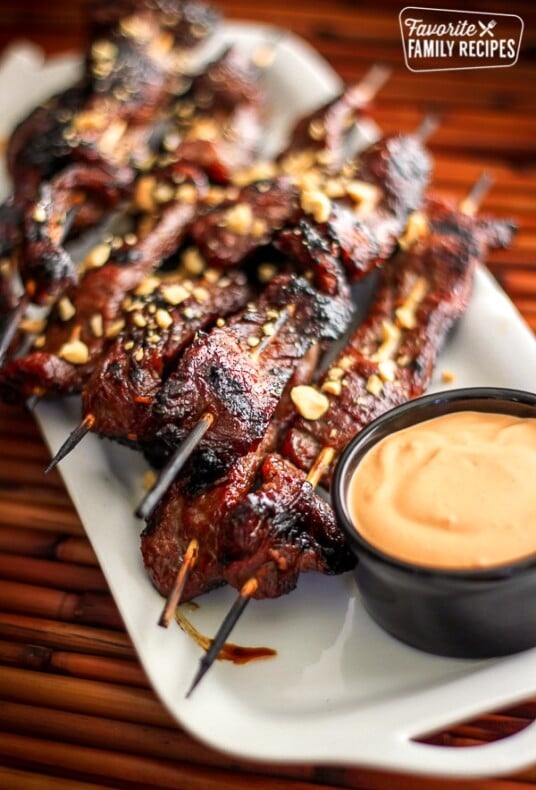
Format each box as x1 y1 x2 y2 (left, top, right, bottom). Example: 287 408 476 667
161 283 189 306
32 205 46 223
321 380 342 396
346 180 381 216
58 339 90 365
20 318 46 334
105 319 125 339
300 188 331 224
224 203 254 235
134 176 156 212
181 248 205 275
132 312 147 328
85 243 110 269
155 308 173 330
398 211 429 251
89 314 104 338
395 277 428 329
366 374 384 397
134 276 160 296
290 385 330 420
58 297 76 322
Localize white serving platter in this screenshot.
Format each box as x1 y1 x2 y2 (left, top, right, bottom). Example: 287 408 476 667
3 21 536 779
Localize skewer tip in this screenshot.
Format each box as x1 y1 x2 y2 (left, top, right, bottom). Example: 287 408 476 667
45 413 95 474
185 577 258 698
460 172 493 217
415 113 440 142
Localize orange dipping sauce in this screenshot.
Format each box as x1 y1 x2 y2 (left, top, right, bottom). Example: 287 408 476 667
347 411 536 570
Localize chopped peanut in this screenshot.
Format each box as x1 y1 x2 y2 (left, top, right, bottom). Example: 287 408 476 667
58 339 90 365
290 385 330 420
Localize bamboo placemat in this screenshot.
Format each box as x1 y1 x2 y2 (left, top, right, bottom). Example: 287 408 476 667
0 0 535 787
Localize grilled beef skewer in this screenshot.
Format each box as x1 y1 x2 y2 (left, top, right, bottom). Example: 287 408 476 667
221 187 516 600
0 163 209 401
188 125 432 279
80 268 251 449
136 264 352 518
7 0 219 198
160 46 268 183
167 181 514 693
142 344 322 622
278 64 390 172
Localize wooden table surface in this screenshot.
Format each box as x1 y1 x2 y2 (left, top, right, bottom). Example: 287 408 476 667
0 0 535 788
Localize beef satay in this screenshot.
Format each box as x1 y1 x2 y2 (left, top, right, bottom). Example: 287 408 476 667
278 64 390 172
150 271 351 469
7 0 219 193
141 345 321 614
218 190 514 598
20 164 133 306
276 126 433 282
81 269 251 449
137 265 352 518
0 163 208 400
283 195 516 482
187 127 432 280
183 180 515 696
158 47 268 183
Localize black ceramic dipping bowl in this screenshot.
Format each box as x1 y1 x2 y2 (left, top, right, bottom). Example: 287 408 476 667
332 387 536 659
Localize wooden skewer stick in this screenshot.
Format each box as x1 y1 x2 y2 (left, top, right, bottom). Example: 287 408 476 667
460 171 492 217
347 63 392 105
44 414 95 475
158 538 199 628
135 412 214 520
185 577 258 698
0 294 29 366
137 302 298 522
184 448 337 696
184 171 495 696
415 113 440 142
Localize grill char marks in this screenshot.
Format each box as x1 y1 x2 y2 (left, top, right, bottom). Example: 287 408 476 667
83 270 251 446
283 197 517 482
0 163 208 401
141 346 321 600
278 132 433 283
152 271 352 471
221 453 356 598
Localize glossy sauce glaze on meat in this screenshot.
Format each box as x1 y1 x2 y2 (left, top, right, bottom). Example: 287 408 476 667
83 269 251 447
150 269 352 473
141 199 515 602
0 163 209 399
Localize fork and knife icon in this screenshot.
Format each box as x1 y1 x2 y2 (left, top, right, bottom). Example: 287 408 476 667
478 19 497 37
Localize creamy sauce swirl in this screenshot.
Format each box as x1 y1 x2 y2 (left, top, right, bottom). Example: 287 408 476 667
348 411 536 570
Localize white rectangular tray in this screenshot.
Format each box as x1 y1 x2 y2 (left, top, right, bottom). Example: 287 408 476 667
4 22 536 779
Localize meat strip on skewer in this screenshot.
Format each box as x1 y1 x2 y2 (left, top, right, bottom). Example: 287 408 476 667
160 46 268 182
81 268 251 450
188 127 433 280
141 345 322 609
20 164 133 306
283 196 516 482
0 163 209 400
7 0 219 196
148 269 352 476
278 64 390 172
178 181 515 695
